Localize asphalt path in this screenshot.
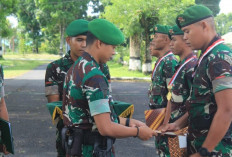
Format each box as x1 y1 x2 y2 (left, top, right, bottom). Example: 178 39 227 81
4 64 158 157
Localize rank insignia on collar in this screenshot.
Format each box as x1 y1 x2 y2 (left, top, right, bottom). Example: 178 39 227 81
178 17 185 23
154 27 158 31
169 29 174 35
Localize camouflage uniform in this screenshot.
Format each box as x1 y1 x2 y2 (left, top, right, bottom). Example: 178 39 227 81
187 37 232 156
45 51 111 157
148 51 178 157
63 52 117 156
0 65 5 157
170 54 197 123
45 51 73 157
149 51 178 109
0 65 5 102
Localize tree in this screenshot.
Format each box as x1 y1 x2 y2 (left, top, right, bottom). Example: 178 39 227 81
17 0 43 54
102 0 194 73
35 0 91 55
215 13 232 35
0 0 18 57
195 0 221 16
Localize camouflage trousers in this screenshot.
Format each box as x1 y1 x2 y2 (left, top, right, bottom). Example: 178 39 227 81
188 131 232 157
155 135 170 157
56 119 66 157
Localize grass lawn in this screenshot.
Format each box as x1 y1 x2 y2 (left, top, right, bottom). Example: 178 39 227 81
3 53 60 60
107 61 150 78
0 59 49 78
0 53 151 79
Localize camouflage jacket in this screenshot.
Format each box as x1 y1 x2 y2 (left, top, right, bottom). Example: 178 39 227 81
0 65 5 101
169 54 197 122
62 52 117 130
187 37 232 155
149 51 178 109
45 51 111 101
45 51 74 100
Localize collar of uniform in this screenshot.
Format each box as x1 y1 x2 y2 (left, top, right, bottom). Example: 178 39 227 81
180 53 195 64
200 35 221 57
162 50 172 57
82 51 100 68
63 50 74 65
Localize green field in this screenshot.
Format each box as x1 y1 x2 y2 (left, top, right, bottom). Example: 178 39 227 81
1 54 151 79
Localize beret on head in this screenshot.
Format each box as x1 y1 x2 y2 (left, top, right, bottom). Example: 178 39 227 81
168 25 184 39
88 18 125 45
66 19 89 37
153 24 172 35
176 5 213 28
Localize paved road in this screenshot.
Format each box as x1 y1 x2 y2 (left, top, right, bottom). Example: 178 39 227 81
4 64 158 157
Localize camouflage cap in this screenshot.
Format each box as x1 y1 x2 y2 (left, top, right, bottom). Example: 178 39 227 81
176 5 213 28
88 18 125 45
66 19 89 37
153 24 172 35
168 25 184 39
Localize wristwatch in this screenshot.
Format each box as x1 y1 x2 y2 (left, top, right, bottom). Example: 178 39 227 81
198 147 211 156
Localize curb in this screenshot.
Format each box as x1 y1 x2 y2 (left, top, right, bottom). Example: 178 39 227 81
111 77 150 81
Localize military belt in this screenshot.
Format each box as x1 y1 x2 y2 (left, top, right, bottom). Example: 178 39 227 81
190 115 232 140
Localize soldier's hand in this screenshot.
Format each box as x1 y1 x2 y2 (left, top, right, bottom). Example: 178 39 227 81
137 126 154 141
161 123 180 133
129 119 146 127
157 123 167 131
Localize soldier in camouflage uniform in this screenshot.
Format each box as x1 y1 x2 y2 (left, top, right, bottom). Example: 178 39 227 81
162 5 232 157
149 24 178 110
45 19 89 157
149 24 178 157
0 65 10 156
155 25 197 156
161 25 197 125
63 18 154 157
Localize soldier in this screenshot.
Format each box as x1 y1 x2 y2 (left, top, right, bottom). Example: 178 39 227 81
0 65 9 155
159 25 197 127
148 24 178 157
154 25 197 155
62 18 154 157
162 5 232 157
45 19 89 157
149 24 178 110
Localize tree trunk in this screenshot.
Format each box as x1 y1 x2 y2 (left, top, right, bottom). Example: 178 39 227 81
0 37 3 58
129 34 141 71
142 37 152 74
141 16 152 74
36 39 39 54
12 36 15 53
59 24 64 56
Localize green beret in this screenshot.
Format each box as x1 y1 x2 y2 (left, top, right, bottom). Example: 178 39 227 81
88 19 125 45
153 24 172 35
168 25 184 39
66 19 89 37
176 5 213 28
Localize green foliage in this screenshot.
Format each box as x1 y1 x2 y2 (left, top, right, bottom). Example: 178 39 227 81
17 0 43 53
101 0 194 68
215 13 232 36
0 0 18 36
35 0 91 54
195 0 220 16
39 39 59 54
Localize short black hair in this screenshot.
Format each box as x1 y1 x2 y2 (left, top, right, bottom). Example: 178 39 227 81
86 31 98 46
